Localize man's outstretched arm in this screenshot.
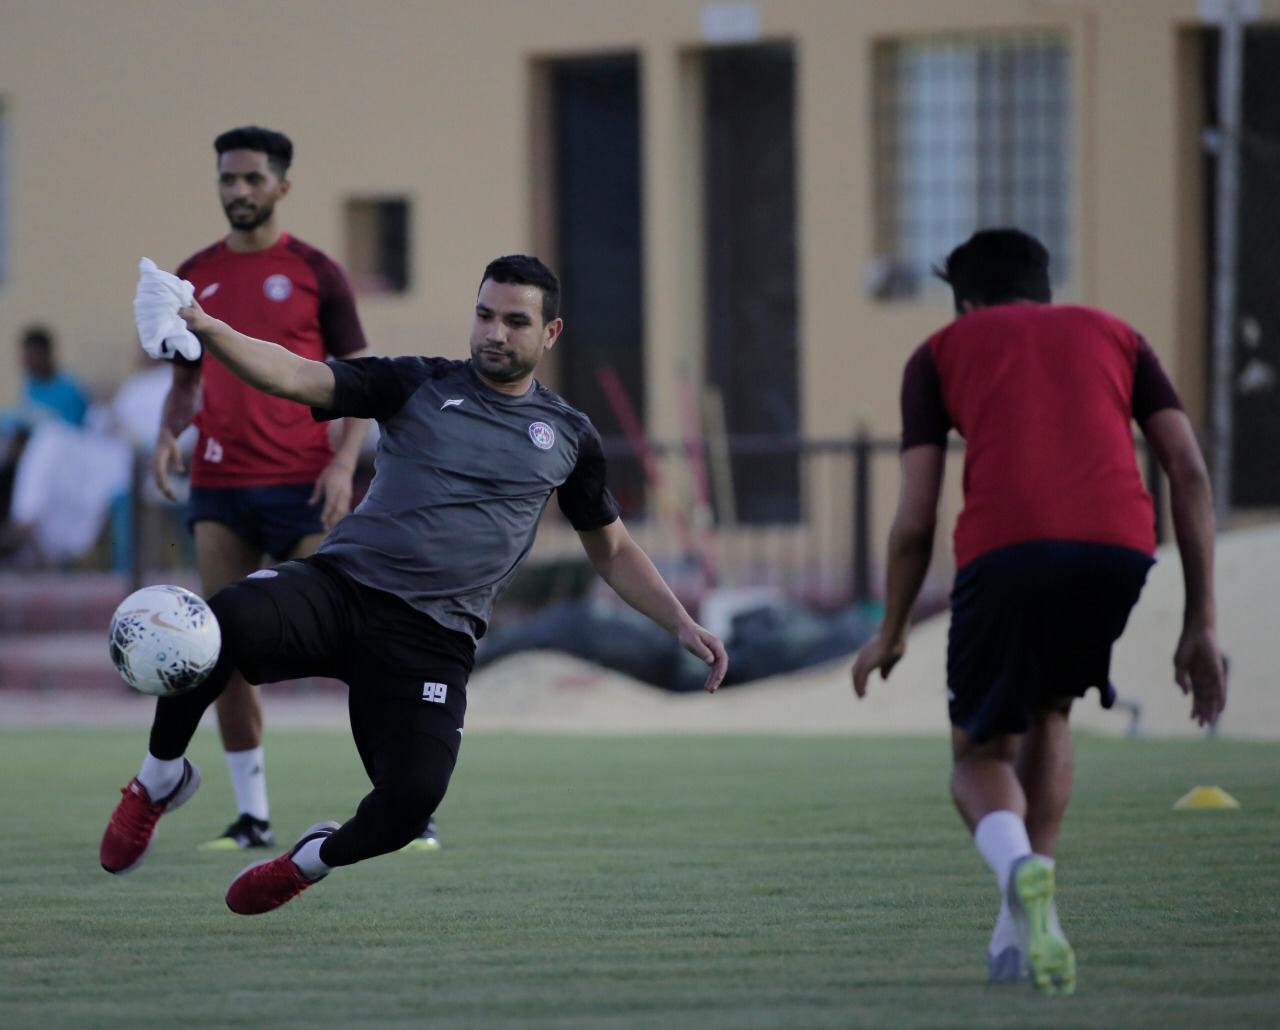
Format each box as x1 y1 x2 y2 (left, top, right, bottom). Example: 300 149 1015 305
179 299 335 408
1141 407 1227 726
577 519 728 693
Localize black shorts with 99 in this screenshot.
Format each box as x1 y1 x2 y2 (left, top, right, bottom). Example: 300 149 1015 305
947 539 1154 743
214 555 474 761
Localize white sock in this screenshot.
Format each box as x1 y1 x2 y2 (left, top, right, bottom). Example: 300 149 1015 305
974 810 1033 893
225 747 269 822
137 753 185 801
989 900 1018 954
291 837 332 881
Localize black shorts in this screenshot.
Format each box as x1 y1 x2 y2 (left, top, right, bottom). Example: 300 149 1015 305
216 555 475 757
188 483 325 560
947 540 1153 742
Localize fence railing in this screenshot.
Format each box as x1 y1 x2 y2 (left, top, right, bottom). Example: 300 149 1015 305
123 433 1168 607
524 433 1167 609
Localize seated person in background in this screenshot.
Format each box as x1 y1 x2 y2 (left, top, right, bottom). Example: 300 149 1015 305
13 325 91 429
0 325 92 540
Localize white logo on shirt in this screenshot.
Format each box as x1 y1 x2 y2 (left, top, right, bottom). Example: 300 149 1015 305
528 422 555 450
440 398 464 411
247 569 279 579
203 437 224 463
199 282 220 301
422 682 448 704
263 274 292 301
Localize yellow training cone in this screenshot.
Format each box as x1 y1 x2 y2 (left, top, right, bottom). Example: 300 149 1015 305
1173 786 1241 810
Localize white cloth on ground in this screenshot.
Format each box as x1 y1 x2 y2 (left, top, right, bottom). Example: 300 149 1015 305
134 257 202 361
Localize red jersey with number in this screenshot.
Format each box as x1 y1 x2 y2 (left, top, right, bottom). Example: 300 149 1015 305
899 304 1183 569
175 234 367 487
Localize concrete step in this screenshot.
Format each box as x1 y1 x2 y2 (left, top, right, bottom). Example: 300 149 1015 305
0 571 199 635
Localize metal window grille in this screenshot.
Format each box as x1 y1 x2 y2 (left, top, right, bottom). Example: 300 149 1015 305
0 102 7 286
872 33 1072 298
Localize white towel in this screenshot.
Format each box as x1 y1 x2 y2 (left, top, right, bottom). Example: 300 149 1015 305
134 257 202 361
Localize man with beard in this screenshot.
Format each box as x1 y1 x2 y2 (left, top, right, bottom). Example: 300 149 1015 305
101 254 729 915
149 126 400 852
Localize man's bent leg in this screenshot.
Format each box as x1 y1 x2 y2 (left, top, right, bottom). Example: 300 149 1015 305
951 728 1024 830
953 728 1075 993
222 715 457 916
207 529 327 853
1016 708 1073 857
103 583 275 874
951 730 1035 983
327 689 460 867
1011 708 1076 992
321 736 456 866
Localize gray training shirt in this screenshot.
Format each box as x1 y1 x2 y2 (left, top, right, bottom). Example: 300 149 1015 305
312 356 620 639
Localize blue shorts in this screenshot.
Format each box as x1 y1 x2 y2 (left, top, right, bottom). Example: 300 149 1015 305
947 540 1154 742
187 483 325 561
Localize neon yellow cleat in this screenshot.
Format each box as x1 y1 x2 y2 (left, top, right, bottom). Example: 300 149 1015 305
1009 856 1076 995
199 814 275 851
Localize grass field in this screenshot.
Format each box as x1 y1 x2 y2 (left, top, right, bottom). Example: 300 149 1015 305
1 729 1276 1029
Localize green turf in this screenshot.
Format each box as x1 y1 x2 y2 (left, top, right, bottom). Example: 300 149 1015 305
1 730 1276 1028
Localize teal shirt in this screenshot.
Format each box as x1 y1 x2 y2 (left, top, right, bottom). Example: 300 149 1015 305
24 372 90 427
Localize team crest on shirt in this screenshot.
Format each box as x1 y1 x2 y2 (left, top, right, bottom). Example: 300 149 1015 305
528 422 555 450
263 274 293 301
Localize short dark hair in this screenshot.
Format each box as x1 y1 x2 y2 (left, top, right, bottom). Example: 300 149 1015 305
214 126 293 177
21 325 53 352
480 255 561 323
933 228 1052 311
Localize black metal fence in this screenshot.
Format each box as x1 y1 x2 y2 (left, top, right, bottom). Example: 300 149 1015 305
553 433 1165 608
123 433 1167 607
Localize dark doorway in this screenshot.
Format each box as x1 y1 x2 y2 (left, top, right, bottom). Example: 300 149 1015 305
703 44 800 523
1205 28 1280 506
551 55 646 513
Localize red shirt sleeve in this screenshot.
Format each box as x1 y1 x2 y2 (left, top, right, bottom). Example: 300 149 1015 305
900 341 951 449
1131 336 1183 424
310 255 369 357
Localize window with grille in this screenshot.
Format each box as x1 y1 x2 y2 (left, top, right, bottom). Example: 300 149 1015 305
0 101 7 286
344 197 410 294
871 33 1071 300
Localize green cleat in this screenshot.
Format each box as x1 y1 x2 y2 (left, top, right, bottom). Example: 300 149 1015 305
199 814 276 851
1009 856 1076 995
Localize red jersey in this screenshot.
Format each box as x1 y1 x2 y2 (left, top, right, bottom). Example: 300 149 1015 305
900 304 1182 569
176 234 367 487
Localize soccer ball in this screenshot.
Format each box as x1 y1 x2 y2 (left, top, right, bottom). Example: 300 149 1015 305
108 585 221 697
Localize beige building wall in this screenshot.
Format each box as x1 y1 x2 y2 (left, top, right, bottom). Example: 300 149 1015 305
2 0 1273 582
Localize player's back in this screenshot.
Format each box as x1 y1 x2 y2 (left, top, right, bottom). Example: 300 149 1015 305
928 304 1156 567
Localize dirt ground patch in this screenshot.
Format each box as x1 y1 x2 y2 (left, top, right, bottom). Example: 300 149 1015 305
3 525 1274 740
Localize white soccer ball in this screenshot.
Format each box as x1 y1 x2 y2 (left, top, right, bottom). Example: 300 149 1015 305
108 585 221 697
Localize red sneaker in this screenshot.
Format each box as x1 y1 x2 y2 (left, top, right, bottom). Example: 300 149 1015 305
225 821 339 915
100 759 201 874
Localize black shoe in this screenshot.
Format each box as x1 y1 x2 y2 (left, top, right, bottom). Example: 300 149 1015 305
199 813 276 851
